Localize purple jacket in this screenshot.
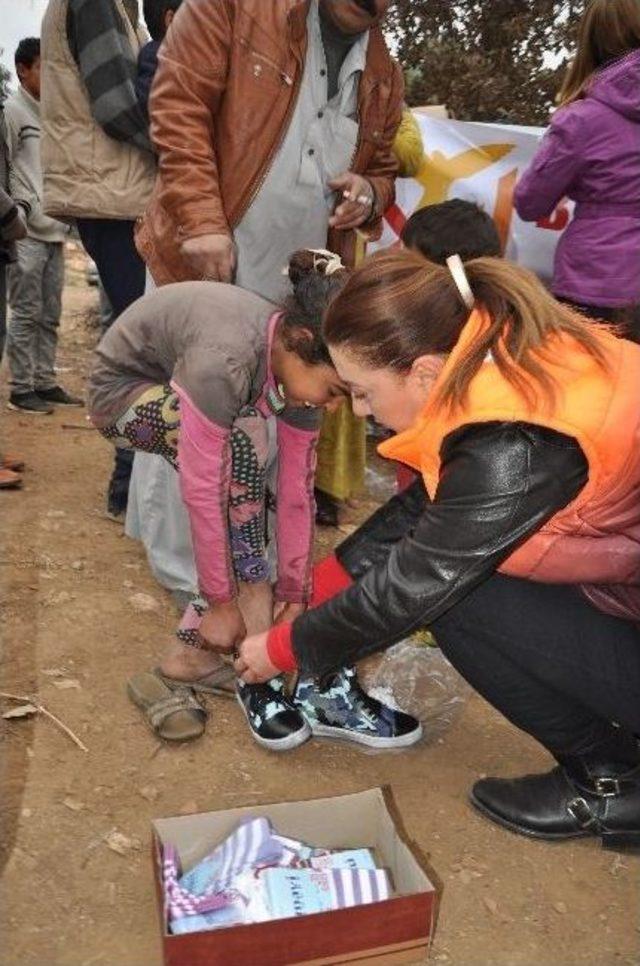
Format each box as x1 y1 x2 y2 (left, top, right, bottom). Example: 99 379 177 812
515 49 640 308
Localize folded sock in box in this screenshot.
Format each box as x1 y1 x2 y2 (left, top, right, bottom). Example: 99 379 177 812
164 817 391 934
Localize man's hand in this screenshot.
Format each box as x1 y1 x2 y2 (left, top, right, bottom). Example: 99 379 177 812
197 600 246 654
234 632 280 684
328 172 375 230
180 233 236 283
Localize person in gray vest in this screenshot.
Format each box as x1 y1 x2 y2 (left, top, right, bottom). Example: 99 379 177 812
40 0 156 517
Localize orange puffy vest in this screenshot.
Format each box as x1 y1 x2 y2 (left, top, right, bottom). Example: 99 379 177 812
379 310 640 620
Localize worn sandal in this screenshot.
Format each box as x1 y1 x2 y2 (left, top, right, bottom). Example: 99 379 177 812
155 663 236 699
127 672 207 742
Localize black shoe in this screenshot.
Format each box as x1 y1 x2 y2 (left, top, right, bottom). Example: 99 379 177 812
106 457 131 521
314 488 340 527
106 489 128 523
236 678 311 752
7 391 54 415
37 385 84 406
294 666 423 749
471 760 640 851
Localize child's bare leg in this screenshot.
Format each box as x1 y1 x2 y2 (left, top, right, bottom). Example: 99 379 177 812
159 638 230 681
238 580 273 635
159 583 272 680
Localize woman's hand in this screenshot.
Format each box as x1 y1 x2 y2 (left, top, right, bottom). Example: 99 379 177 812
273 601 307 624
197 601 246 653
234 632 280 684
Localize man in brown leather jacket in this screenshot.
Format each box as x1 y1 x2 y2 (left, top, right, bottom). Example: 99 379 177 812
137 0 403 289
129 0 404 603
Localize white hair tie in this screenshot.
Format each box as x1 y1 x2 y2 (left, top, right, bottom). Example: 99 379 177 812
446 254 475 310
309 248 345 276
281 249 345 277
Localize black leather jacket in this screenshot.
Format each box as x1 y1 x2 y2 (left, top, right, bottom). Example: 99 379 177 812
292 422 588 679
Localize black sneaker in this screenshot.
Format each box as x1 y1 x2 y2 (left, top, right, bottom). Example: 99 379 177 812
294 666 423 749
236 677 311 752
7 392 54 415
37 385 84 406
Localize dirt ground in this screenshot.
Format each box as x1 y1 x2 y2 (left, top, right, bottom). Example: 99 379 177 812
1 244 638 966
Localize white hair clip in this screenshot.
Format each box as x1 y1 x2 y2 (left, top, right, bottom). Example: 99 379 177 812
446 254 475 310
281 249 345 277
309 248 345 276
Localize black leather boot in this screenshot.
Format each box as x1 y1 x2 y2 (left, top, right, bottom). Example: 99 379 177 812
470 750 640 851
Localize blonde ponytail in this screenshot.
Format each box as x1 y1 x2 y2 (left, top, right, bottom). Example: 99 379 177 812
435 258 609 410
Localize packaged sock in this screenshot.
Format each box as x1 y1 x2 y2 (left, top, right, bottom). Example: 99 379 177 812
257 866 391 920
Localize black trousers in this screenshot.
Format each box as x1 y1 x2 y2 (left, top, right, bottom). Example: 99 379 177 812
432 574 640 757
76 218 145 316
76 218 146 509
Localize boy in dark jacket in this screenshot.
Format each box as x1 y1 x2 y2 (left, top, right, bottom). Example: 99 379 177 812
136 0 183 117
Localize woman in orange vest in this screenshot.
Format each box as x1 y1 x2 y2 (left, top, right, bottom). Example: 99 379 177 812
234 249 640 850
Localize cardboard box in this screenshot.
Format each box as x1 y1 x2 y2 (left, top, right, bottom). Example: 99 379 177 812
152 786 441 966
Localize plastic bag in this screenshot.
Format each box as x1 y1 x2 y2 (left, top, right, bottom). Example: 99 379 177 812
364 465 396 503
361 638 471 742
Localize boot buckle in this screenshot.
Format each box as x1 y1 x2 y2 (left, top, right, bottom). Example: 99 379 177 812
593 777 621 797
567 796 598 829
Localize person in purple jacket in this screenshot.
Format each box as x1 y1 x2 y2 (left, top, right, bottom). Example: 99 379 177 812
515 0 640 340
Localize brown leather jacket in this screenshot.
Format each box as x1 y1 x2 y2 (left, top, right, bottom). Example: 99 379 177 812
136 0 404 284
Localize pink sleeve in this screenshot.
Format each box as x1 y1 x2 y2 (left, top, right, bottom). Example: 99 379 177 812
175 388 236 604
274 420 319 604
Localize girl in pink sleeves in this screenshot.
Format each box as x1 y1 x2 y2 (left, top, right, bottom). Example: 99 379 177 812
88 249 421 750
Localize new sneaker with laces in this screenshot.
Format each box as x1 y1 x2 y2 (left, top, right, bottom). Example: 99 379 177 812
293 666 422 749
236 677 311 752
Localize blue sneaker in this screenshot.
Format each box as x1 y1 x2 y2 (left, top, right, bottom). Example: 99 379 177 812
293 667 422 749
236 677 311 752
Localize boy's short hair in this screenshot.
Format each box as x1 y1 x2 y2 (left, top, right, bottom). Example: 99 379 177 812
401 199 502 264
15 38 40 70
143 0 183 41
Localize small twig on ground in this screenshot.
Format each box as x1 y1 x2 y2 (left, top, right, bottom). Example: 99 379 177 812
0 690 89 753
61 423 96 432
